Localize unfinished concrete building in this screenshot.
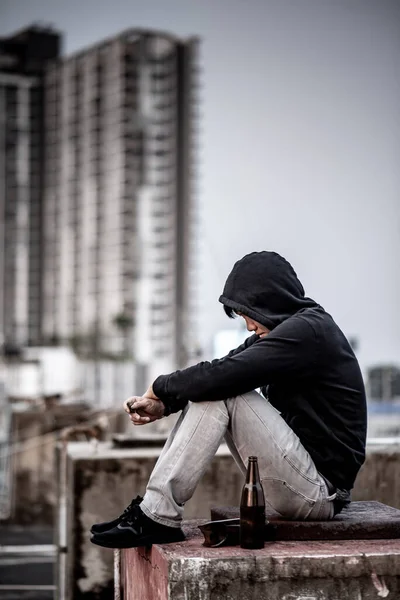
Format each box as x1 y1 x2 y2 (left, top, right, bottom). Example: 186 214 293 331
0 26 61 351
42 30 199 379
1 26 199 384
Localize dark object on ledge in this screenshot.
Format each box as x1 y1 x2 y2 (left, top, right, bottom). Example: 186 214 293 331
198 519 241 547
211 501 400 542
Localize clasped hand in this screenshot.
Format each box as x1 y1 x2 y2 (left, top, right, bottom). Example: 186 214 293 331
123 385 165 426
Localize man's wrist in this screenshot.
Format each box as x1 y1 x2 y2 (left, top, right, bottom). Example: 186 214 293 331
152 377 175 416
161 400 172 417
146 384 158 400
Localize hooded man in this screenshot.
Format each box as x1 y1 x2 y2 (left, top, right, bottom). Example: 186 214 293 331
90 251 367 549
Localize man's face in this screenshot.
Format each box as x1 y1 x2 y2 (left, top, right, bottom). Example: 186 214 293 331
236 312 270 338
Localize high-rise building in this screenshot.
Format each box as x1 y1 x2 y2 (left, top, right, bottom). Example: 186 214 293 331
0 26 199 380
0 25 61 351
41 29 199 378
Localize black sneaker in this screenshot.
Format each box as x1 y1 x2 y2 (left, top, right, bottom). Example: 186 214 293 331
90 504 185 549
90 495 143 534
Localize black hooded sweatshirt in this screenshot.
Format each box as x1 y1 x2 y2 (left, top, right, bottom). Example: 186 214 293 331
153 251 367 493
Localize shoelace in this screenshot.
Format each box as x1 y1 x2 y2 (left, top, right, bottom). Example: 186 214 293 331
119 495 143 520
123 503 143 528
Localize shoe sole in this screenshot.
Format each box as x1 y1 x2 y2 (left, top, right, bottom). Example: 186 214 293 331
90 532 185 549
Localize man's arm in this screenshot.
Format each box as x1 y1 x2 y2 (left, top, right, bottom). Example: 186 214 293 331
153 317 317 414
158 333 259 416
123 334 260 422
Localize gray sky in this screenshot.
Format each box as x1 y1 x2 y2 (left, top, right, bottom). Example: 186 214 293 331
1 0 400 372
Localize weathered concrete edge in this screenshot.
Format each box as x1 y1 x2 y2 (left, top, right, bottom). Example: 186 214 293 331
166 548 400 583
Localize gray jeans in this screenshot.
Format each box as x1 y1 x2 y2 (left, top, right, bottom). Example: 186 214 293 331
140 391 337 527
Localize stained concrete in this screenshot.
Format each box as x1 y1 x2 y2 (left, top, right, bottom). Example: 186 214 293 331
122 521 400 600
353 442 400 509
5 405 126 525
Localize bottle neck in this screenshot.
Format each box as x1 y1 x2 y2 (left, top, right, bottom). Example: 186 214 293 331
246 458 259 484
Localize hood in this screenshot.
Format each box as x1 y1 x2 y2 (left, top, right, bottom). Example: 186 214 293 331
219 251 318 330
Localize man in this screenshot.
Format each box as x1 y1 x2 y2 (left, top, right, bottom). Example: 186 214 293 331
90 251 367 549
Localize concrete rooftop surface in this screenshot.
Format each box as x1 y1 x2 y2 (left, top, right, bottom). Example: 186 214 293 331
121 521 400 600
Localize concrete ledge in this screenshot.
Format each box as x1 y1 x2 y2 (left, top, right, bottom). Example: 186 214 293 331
211 501 400 541
121 521 400 600
61 441 400 598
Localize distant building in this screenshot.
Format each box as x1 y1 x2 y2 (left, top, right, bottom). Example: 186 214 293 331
0 26 199 381
367 365 400 401
42 29 199 378
0 25 61 351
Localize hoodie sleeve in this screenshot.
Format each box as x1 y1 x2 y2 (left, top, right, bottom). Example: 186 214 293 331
154 334 258 415
154 318 317 414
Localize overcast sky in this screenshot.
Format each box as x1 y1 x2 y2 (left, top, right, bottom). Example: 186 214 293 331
1 0 400 372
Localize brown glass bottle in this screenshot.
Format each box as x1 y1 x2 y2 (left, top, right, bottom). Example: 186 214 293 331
240 456 265 549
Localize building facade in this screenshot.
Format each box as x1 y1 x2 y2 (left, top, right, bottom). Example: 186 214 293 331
0 26 60 351
41 29 199 378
